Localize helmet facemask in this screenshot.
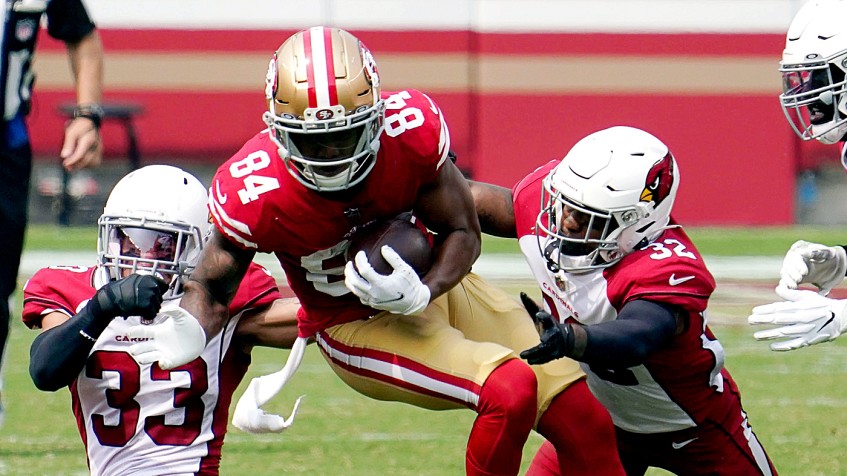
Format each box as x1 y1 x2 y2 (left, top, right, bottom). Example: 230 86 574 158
779 0 847 144
98 217 204 300
536 178 652 274
780 60 847 144
264 101 385 192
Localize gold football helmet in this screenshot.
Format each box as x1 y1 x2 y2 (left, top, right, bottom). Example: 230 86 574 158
264 26 385 192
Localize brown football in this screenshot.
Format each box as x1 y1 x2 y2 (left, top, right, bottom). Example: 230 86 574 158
345 215 434 276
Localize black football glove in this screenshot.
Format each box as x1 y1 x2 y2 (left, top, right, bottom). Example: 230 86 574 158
89 274 169 320
518 292 575 365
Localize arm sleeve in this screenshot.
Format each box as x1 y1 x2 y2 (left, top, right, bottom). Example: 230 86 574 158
29 302 111 392
578 299 678 369
45 0 95 42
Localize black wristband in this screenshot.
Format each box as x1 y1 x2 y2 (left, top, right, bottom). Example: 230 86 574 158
72 104 104 128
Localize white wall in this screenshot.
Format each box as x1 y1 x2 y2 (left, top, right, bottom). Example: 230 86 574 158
84 0 807 33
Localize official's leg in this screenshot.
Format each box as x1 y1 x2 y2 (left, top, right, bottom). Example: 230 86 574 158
0 143 32 425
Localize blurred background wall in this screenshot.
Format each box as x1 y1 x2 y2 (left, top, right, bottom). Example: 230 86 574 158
29 0 840 226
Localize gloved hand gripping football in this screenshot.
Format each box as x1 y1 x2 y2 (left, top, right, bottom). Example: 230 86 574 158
344 246 431 315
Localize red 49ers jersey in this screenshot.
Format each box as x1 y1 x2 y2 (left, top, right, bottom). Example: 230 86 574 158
513 161 741 434
22 263 279 476
210 89 451 337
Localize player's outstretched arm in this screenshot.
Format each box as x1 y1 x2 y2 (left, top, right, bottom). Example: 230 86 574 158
30 275 167 391
749 285 847 351
235 297 302 350
129 229 255 368
468 180 518 238
779 240 847 295
519 294 677 367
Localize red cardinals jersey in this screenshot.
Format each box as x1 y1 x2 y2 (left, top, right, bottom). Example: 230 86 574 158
22 263 279 476
210 89 451 337
512 161 742 434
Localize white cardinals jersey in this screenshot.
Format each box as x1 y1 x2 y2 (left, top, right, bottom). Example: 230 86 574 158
513 161 742 434
22 263 279 476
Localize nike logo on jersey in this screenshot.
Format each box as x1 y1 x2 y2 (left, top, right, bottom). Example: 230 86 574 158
671 437 698 450
215 180 227 204
669 274 695 286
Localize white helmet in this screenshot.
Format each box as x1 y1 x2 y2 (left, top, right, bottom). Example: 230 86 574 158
263 26 385 192
97 165 210 299
536 126 679 273
780 0 847 144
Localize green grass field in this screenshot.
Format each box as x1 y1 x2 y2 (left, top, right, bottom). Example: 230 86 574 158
3 224 847 475
22 223 847 256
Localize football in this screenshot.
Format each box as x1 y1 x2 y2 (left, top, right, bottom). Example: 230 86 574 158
345 214 434 276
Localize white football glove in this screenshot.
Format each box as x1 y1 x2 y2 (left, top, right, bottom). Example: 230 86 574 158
779 240 847 295
128 305 207 369
344 245 431 315
232 337 307 434
748 285 847 351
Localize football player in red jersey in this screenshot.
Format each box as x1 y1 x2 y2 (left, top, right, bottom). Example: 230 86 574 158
23 165 299 476
748 0 847 351
471 126 778 475
126 27 625 475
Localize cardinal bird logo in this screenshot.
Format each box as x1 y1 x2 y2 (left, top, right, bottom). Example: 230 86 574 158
640 152 675 205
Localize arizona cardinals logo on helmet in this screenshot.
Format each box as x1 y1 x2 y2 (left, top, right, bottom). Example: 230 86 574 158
640 153 675 205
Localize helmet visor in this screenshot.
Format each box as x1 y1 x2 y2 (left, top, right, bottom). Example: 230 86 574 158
107 226 181 278
119 227 178 259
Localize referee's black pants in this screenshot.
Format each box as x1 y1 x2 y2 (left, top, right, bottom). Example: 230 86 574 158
0 141 32 372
